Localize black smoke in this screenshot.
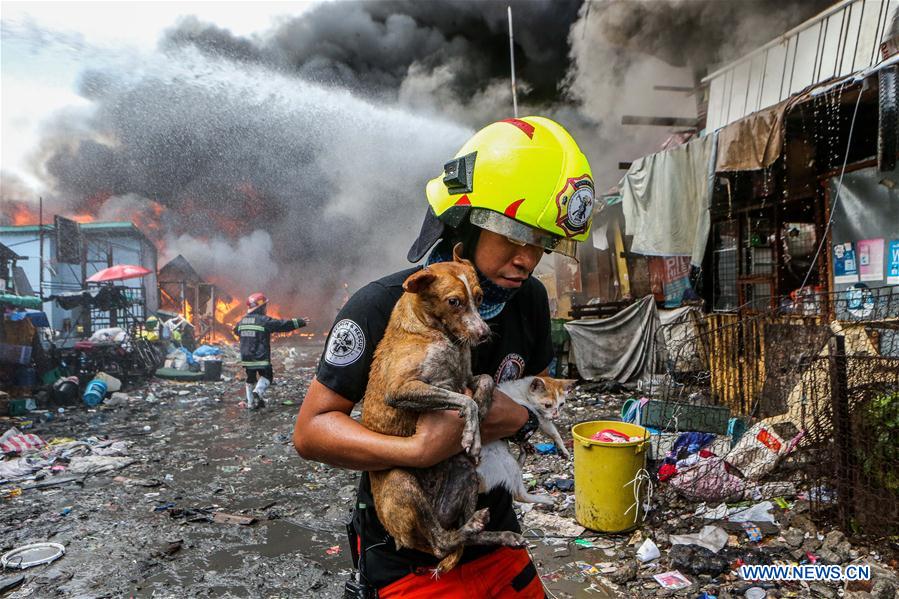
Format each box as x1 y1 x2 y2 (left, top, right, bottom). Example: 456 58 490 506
9 0 841 324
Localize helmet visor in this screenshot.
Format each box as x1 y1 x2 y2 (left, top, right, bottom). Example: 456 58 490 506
470 209 578 258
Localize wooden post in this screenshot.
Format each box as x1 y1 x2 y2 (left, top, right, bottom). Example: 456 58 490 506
828 334 852 530
613 218 630 298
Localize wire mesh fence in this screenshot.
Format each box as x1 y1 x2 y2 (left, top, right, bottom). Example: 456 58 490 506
641 284 899 537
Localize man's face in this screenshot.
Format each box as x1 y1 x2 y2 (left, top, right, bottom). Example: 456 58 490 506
472 229 544 289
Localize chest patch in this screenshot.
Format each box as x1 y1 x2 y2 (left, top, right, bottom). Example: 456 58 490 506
324 319 365 366
495 353 525 384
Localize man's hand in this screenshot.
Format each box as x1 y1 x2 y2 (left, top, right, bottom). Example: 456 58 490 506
407 409 466 468
480 387 529 443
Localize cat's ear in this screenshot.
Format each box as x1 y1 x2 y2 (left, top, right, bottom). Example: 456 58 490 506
562 379 577 393
529 377 546 392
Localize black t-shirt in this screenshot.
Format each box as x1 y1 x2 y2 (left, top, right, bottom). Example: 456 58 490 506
316 266 553 589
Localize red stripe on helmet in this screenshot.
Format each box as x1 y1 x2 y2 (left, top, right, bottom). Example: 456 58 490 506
501 118 535 139
504 198 526 218
455 195 471 206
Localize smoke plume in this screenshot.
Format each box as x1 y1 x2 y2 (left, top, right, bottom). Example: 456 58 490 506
2 0 837 326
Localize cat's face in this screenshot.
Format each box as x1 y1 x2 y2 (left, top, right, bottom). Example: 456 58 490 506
526 377 576 419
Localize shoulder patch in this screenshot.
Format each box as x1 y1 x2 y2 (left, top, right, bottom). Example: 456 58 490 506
324 319 366 366
495 353 525 384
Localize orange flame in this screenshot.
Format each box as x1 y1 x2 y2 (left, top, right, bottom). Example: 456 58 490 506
2 201 39 226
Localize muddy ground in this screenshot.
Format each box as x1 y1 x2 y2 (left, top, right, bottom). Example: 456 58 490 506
0 341 625 598
3 341 897 598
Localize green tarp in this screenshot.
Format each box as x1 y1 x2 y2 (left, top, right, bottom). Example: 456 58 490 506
0 293 42 310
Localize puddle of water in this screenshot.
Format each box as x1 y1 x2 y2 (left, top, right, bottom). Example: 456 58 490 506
207 519 345 571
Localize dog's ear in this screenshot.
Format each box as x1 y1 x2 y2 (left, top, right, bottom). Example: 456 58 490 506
403 269 437 294
452 242 465 263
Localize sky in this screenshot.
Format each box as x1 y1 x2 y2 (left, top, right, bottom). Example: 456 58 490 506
1 0 316 191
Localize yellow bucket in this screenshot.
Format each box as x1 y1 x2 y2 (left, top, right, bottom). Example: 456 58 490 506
572 420 650 533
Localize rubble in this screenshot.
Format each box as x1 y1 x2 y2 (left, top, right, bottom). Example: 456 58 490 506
1 343 897 597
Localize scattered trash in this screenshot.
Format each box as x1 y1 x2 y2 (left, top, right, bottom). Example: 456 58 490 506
543 478 574 492
325 545 341 555
94 371 122 392
1 543 66 570
521 511 585 538
212 512 256 526
745 587 767 599
725 501 777 524
573 538 596 549
153 502 176 512
636 538 661 562
105 392 131 407
725 423 804 481
0 428 46 453
652 570 692 590
668 544 729 576
534 442 558 455
742 522 763 542
669 525 728 553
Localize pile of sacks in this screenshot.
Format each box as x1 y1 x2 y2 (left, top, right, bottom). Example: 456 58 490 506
660 423 804 502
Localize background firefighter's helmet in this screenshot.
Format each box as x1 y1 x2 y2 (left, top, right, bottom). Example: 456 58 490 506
246 292 268 313
422 116 595 259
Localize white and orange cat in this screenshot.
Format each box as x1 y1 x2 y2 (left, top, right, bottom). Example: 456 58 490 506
477 376 576 505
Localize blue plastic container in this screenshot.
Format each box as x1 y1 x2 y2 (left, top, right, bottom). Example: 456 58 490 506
83 379 108 407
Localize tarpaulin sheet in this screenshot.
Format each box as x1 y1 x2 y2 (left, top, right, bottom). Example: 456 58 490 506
564 296 664 383
715 101 787 172
620 133 717 265
659 306 705 372
0 293 42 310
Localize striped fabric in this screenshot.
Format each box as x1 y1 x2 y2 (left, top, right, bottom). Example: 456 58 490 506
1 431 46 454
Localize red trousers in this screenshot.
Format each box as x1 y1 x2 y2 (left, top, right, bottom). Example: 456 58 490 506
378 547 545 598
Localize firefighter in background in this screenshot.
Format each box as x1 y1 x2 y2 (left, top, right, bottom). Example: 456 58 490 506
234 292 308 409
140 315 161 342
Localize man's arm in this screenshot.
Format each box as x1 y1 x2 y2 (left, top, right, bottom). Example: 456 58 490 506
294 378 465 470
294 376 536 470
265 317 307 333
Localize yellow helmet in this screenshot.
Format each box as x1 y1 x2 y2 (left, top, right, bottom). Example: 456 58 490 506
423 116 595 258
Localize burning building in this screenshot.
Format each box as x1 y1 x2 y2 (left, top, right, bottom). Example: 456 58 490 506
158 254 239 341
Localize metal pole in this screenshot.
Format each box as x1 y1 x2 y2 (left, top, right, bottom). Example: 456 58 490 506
211 286 216 342
38 196 43 298
508 6 518 118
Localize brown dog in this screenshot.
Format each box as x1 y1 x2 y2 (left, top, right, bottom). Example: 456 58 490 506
361 244 525 575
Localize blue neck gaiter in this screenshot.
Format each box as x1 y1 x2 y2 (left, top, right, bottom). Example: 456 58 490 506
425 239 520 319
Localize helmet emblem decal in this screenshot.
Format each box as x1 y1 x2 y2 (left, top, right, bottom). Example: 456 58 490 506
500 118 535 139
454 194 471 206
504 198 525 218
555 175 594 237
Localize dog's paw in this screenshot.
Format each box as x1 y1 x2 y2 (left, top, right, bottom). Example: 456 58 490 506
559 447 571 460
500 532 527 547
463 433 482 458
461 508 490 535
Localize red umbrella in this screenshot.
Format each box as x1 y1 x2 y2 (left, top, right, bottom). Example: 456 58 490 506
86 264 152 283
